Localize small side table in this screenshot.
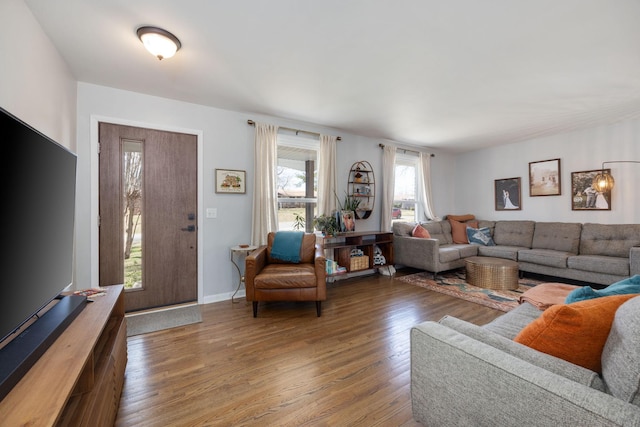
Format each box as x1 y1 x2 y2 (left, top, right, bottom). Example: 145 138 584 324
465 256 519 290
230 245 257 303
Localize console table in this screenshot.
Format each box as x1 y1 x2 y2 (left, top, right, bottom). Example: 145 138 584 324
323 231 393 278
0 285 127 426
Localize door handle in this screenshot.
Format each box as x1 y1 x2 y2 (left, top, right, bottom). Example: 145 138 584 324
181 225 196 232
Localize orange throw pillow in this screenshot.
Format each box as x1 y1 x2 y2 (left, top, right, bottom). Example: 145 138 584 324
447 214 475 222
449 219 478 244
514 294 639 373
412 224 431 238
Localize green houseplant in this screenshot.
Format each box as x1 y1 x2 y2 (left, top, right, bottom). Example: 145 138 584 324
313 214 338 236
336 190 361 212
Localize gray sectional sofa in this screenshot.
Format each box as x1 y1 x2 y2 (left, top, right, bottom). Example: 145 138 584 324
411 295 640 426
392 220 640 285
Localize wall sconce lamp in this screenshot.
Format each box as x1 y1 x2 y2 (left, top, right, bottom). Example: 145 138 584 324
592 161 640 192
137 26 181 60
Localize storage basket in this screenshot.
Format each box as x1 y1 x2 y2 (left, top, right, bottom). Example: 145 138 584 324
350 255 369 271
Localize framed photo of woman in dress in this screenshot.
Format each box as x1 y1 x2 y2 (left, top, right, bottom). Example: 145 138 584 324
571 169 611 210
494 177 522 211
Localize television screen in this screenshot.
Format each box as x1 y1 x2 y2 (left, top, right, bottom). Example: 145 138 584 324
0 107 77 343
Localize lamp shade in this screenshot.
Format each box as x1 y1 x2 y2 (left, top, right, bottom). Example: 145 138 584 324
592 171 615 192
137 26 181 60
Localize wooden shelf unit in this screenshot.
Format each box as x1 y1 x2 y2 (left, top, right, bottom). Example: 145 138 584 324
324 231 393 276
0 285 127 427
348 161 375 220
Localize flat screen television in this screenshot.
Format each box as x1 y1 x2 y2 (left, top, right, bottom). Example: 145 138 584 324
0 107 86 400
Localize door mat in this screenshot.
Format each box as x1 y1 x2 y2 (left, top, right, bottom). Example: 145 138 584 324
126 304 202 336
397 269 545 312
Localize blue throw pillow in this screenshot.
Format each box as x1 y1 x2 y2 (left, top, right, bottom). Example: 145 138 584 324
466 226 495 246
565 275 640 303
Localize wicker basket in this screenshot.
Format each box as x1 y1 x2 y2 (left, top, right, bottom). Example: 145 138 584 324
350 255 369 271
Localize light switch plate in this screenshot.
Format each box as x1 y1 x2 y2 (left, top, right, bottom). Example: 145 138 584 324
206 208 217 218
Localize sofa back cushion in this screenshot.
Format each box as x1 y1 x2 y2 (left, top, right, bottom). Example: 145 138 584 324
601 296 640 406
426 221 452 244
579 223 640 257
392 221 450 244
392 221 416 237
493 221 535 248
531 222 582 253
477 220 496 236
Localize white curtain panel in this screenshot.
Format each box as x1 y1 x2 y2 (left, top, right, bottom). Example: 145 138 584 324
251 122 279 246
419 152 439 221
380 143 397 231
317 134 338 216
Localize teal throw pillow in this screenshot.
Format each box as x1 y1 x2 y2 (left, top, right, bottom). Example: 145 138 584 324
565 275 640 304
466 226 495 246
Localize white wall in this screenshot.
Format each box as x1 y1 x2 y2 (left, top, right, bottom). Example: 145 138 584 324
453 118 640 224
76 83 417 302
0 0 76 150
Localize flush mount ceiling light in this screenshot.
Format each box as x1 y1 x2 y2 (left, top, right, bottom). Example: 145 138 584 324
136 26 181 60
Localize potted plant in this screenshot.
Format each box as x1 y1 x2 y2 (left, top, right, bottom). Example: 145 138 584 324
336 192 360 232
313 214 338 236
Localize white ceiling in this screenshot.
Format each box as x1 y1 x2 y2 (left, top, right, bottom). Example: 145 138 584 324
25 0 640 153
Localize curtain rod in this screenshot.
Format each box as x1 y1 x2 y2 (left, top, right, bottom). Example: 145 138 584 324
378 143 435 157
247 120 342 141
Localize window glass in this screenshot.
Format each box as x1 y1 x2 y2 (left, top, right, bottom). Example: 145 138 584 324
277 134 319 232
393 153 419 223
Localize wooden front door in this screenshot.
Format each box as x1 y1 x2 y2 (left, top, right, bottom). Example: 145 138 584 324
99 123 197 312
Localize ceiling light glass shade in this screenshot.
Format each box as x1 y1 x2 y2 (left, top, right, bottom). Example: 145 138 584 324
592 171 615 192
137 26 181 60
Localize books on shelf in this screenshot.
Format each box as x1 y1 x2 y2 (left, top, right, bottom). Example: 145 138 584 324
325 259 347 275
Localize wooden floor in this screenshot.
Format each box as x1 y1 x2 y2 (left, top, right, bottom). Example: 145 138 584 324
115 269 503 427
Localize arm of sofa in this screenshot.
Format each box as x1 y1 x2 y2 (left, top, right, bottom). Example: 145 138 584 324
313 243 327 300
630 246 640 276
244 245 267 301
411 321 640 426
393 235 440 271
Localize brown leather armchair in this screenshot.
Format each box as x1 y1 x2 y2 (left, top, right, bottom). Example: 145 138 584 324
245 232 326 317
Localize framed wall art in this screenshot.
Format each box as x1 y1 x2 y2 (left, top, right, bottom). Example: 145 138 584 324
529 158 561 196
215 169 246 194
494 177 521 210
571 169 611 210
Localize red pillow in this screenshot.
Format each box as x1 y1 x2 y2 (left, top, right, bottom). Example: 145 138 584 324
412 224 431 238
514 294 639 373
449 219 478 244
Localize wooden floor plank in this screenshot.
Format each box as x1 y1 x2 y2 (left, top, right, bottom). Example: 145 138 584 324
116 269 502 426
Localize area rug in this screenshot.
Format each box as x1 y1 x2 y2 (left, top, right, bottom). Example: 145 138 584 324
126 304 202 336
398 269 545 312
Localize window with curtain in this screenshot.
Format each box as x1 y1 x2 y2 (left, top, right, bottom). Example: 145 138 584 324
276 134 319 232
393 152 420 223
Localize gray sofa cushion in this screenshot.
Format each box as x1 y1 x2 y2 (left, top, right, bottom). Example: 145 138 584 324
392 221 415 237
439 246 462 263
568 255 630 276
477 244 523 261
493 220 535 247
580 223 640 257
440 315 605 391
483 301 542 339
457 244 479 258
518 249 572 268
602 296 640 405
438 220 455 244
532 222 582 253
